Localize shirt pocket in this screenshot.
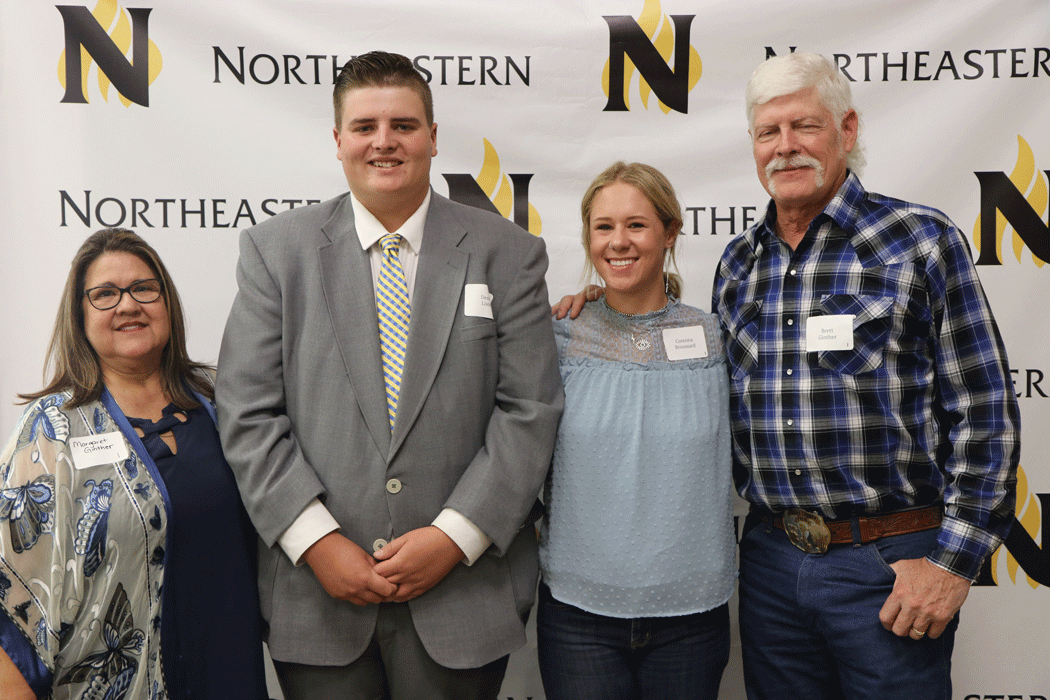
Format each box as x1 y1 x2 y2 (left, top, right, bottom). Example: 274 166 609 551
814 294 893 375
723 298 762 380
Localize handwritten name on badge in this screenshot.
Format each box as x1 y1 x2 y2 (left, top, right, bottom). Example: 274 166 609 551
70 432 129 470
464 283 494 319
662 326 709 361
806 315 855 352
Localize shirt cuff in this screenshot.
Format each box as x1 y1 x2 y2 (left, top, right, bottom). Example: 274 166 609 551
928 514 1003 582
433 508 491 565
278 498 340 565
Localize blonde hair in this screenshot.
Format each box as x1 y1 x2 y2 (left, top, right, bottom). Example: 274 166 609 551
579 161 683 298
19 228 213 408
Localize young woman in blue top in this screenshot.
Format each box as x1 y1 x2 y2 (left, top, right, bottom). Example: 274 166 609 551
539 162 735 700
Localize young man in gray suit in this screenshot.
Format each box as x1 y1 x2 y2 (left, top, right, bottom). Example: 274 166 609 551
216 51 564 700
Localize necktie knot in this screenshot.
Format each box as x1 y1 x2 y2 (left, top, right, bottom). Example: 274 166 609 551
381 233 402 255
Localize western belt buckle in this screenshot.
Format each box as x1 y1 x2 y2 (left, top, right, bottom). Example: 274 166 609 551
783 508 832 554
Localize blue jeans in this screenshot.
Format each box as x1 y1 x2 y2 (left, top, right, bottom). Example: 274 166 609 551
739 514 957 700
537 583 729 700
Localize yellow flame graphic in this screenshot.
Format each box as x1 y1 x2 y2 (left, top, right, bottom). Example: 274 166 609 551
601 0 702 113
990 465 1042 588
972 135 1048 267
477 139 542 236
57 0 163 107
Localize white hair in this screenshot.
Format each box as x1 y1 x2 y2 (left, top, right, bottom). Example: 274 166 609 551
746 52 866 176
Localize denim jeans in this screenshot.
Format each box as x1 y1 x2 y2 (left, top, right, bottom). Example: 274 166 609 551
739 514 958 700
537 583 729 700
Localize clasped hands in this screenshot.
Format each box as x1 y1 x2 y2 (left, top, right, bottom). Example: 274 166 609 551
302 527 465 605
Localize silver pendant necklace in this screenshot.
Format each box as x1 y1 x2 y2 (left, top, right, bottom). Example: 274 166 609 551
607 297 667 353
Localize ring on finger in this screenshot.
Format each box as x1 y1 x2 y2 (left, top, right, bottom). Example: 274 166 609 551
910 627 925 638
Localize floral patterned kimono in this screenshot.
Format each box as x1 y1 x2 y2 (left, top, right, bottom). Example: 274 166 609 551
0 389 171 700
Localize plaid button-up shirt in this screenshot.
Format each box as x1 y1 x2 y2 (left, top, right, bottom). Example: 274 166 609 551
713 172 1020 580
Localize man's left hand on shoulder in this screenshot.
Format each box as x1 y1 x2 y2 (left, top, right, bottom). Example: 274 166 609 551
372 526 465 603
879 557 972 639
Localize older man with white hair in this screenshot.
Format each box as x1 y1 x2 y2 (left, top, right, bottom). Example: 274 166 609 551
715 52 1020 698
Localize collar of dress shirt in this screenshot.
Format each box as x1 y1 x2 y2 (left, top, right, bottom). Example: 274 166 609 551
350 188 431 256
757 171 861 250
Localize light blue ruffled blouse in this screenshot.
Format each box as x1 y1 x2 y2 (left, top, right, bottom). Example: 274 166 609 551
539 297 736 617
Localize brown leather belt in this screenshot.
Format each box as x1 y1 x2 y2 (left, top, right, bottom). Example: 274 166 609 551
752 504 943 554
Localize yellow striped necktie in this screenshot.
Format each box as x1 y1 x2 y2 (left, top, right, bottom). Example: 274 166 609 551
376 233 411 428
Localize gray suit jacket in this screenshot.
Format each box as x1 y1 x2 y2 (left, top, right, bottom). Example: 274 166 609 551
215 191 563 669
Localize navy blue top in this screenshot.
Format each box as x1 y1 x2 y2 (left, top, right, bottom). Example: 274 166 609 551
128 403 268 700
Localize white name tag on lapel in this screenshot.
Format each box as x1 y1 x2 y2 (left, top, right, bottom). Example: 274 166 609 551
70 432 129 470
463 283 494 319
806 315 854 351
662 326 709 361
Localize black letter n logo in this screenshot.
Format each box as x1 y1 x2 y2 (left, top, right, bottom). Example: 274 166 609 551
57 5 152 106
974 170 1050 265
603 14 695 114
442 173 536 233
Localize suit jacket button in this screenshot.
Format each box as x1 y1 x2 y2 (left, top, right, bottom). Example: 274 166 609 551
373 538 388 553
386 478 402 494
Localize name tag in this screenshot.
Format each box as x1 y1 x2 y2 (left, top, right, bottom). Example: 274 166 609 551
806 315 854 351
70 432 129 470
463 283 494 319
662 326 709 361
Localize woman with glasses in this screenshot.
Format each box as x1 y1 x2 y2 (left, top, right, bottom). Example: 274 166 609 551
0 228 269 699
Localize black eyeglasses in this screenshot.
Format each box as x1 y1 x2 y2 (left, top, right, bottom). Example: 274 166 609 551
84 279 163 310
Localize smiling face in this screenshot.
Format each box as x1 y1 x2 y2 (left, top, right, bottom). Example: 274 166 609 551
588 181 677 315
751 86 857 222
334 85 438 231
82 251 170 378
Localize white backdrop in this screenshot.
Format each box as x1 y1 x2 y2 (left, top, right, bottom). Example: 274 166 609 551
1 1 1048 698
